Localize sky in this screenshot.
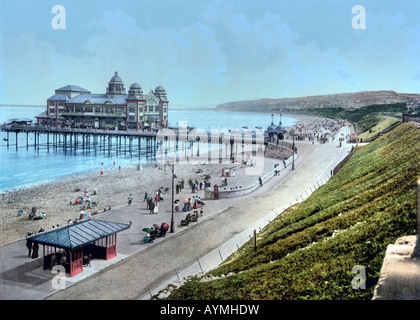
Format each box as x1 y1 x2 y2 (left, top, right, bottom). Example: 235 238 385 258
1 0 420 106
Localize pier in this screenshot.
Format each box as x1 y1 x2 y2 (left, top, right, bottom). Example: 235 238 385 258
0 124 282 163
0 124 159 159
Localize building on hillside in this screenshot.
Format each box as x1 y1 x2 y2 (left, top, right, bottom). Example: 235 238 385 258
407 101 420 113
36 72 169 130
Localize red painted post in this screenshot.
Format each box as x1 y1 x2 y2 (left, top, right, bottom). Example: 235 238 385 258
214 184 219 200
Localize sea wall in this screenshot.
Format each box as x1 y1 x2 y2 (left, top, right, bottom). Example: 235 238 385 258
264 140 294 159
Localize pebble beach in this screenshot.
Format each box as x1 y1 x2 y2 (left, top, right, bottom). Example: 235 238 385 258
0 161 240 246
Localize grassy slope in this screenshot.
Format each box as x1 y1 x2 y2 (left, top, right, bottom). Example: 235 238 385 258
357 116 400 141
165 123 420 300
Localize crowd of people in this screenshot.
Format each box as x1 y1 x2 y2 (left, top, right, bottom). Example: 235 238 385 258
285 118 348 143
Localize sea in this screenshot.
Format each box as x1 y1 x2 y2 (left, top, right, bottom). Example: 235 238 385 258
0 105 296 192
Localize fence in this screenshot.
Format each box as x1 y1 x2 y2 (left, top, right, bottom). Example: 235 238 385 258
332 144 358 176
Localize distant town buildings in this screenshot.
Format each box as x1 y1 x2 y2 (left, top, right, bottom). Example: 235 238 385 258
407 101 420 113
36 72 169 130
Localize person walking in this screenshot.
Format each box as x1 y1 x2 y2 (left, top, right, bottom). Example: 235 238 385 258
259 176 263 187
127 194 133 206
31 243 39 259
153 203 159 214
26 239 33 258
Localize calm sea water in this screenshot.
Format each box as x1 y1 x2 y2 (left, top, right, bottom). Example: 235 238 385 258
0 105 296 192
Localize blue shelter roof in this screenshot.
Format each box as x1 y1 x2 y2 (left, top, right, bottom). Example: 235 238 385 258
27 219 131 250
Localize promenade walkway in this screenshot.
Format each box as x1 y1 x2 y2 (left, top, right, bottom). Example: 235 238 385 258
0 127 353 300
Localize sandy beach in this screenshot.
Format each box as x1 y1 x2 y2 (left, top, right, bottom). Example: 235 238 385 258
0 114 347 247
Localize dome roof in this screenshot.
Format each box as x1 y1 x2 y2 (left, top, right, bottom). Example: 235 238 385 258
155 85 165 92
276 124 285 132
267 124 277 133
275 114 285 132
130 82 142 89
110 72 123 83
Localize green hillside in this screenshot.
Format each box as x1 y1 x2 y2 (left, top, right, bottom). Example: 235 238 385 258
164 123 420 300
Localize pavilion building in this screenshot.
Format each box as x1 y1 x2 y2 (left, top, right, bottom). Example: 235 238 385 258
37 72 169 130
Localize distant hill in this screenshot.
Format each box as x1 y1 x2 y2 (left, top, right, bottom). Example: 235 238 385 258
216 90 420 113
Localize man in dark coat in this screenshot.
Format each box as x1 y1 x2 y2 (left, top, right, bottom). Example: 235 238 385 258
26 239 33 258
31 243 39 259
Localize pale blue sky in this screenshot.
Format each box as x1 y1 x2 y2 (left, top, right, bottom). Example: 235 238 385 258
1 0 420 106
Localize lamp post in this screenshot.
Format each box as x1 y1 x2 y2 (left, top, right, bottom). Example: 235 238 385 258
292 133 295 170
171 162 175 233
289 130 295 171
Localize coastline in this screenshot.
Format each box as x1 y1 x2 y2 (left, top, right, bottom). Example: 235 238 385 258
213 110 328 126
0 113 341 247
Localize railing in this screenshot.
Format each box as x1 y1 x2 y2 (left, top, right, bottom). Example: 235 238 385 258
332 145 358 176
0 124 158 137
60 112 126 117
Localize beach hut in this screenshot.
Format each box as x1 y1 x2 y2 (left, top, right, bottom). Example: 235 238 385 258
26 219 131 277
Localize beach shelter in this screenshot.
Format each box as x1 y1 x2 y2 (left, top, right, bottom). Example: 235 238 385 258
26 219 131 277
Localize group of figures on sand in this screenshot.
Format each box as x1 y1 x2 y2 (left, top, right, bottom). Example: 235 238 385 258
144 188 165 214
175 196 205 213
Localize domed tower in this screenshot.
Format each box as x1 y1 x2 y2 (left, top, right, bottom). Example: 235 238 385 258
106 71 126 97
154 85 167 101
266 113 277 141
154 85 169 128
126 82 146 131
127 82 143 100
275 114 286 140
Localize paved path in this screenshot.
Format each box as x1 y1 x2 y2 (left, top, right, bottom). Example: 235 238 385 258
0 126 354 300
